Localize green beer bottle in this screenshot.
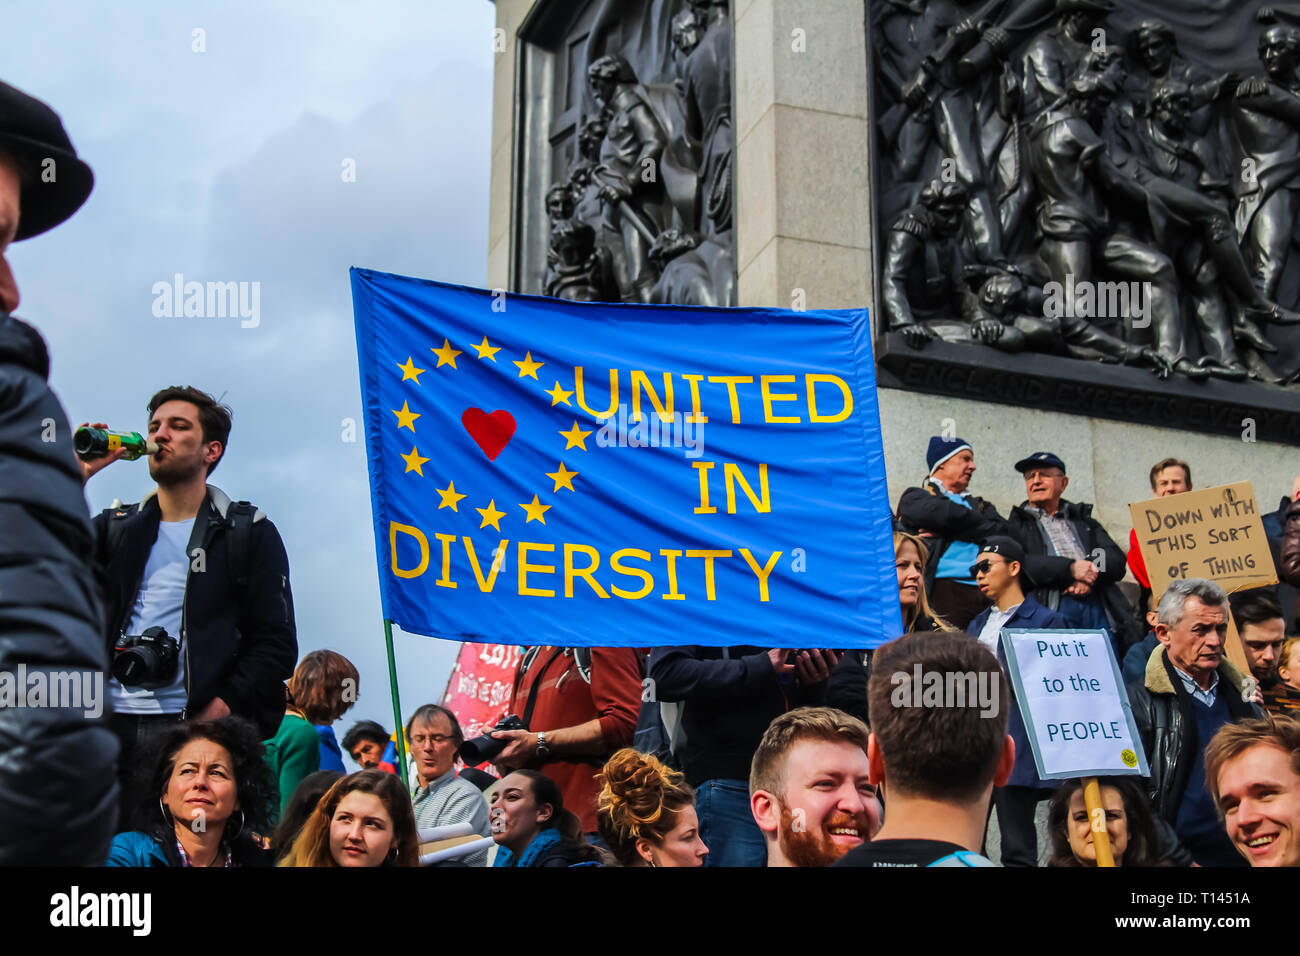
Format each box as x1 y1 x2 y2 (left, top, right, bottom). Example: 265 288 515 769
73 426 159 462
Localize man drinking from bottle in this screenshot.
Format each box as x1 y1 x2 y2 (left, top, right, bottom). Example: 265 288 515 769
82 386 297 827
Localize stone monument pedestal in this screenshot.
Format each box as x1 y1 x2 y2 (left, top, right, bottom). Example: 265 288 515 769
486 0 1299 557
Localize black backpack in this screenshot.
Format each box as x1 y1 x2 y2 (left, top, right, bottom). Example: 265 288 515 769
104 498 259 598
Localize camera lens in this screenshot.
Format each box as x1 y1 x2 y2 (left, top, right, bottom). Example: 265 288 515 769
457 734 506 766
112 646 160 686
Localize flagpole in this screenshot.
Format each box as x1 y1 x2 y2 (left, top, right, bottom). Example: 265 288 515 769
383 619 409 789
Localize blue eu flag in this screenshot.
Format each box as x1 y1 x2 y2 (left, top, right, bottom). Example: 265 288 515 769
350 267 901 648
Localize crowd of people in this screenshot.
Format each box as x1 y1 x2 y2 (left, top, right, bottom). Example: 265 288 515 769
1 75 1299 871
90 431 1300 869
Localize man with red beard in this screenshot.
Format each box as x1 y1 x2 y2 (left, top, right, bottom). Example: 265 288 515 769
748 707 881 867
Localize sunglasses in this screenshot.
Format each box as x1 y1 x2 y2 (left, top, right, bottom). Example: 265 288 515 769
969 558 1005 577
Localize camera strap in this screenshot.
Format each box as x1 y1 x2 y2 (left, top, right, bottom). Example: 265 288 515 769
520 647 565 730
225 501 258 593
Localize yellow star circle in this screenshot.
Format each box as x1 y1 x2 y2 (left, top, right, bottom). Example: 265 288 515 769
546 462 579 493
519 494 551 524
396 356 425 383
401 446 430 476
546 380 575 407
431 338 462 369
559 420 593 451
391 401 420 432
514 351 544 379
436 481 467 512
476 499 506 532
471 336 501 362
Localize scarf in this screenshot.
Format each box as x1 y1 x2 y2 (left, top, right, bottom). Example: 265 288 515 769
493 827 564 868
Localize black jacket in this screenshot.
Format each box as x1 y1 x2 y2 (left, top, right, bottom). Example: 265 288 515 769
824 615 942 726
896 481 1010 588
91 485 297 739
648 646 825 787
1268 496 1300 630
0 314 119 864
1007 499 1140 652
1127 645 1262 823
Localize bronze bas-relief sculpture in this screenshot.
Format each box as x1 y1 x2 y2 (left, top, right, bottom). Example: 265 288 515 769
874 0 1300 388
542 0 736 307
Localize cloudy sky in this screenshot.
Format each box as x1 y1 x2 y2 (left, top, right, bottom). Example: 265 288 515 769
3 0 496 759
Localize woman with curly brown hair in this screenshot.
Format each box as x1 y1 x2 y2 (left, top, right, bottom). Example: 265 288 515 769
106 717 277 867
596 748 708 867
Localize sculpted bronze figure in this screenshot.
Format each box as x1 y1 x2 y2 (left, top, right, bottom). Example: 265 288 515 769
873 0 1300 393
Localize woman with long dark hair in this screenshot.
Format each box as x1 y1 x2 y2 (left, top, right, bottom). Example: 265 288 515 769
270 770 342 862
491 770 602 867
1046 776 1163 867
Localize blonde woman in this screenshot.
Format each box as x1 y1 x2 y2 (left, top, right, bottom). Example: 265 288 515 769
825 532 953 724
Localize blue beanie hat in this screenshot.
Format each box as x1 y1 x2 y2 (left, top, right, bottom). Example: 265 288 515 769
927 436 972 473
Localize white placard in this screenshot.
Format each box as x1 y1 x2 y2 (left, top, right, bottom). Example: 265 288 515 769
1000 628 1149 779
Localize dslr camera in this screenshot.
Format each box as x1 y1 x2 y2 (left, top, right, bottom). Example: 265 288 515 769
112 626 180 689
458 713 526 765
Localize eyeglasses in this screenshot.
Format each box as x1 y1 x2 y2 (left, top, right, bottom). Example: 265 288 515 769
969 558 1005 577
410 734 456 746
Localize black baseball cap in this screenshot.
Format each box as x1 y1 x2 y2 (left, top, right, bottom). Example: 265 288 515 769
1014 451 1066 474
0 80 94 241
979 536 1025 565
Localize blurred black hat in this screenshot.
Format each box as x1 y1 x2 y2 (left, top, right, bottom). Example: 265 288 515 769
0 80 93 241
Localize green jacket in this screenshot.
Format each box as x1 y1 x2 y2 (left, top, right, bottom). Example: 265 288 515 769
264 712 320 821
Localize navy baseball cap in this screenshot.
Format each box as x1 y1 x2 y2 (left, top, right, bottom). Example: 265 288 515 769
1014 451 1066 474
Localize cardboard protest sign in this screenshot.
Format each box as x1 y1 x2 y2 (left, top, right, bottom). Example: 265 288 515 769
1002 628 1149 780
1129 481 1276 599
1129 481 1276 673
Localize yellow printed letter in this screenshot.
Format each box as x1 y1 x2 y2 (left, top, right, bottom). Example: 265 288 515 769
610 549 655 599
564 543 610 598
518 542 557 597
390 522 429 579
463 537 509 592
739 548 782 602
807 374 853 423
760 375 801 423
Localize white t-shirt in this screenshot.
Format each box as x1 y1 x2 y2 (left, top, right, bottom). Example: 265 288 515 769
111 518 195 714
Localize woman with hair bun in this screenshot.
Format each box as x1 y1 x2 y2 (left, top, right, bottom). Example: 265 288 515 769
596 748 708 867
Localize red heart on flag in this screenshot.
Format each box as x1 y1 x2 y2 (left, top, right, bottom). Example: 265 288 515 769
461 408 516 461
